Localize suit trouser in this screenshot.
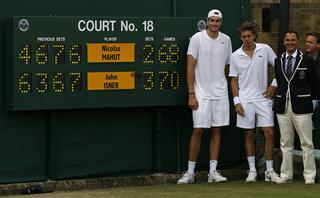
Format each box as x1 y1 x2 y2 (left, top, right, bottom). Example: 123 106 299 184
276 98 316 179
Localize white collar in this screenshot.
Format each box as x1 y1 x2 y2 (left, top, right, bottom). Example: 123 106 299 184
285 50 298 58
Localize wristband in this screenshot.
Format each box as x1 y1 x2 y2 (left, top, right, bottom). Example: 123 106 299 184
271 78 277 87
233 96 240 105
188 92 195 95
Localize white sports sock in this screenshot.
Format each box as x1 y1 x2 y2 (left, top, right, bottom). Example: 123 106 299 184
187 161 196 174
247 156 256 172
266 160 274 172
209 160 218 173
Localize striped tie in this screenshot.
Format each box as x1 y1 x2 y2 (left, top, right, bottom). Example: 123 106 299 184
286 56 293 78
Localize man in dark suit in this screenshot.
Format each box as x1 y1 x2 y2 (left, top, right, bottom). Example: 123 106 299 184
274 31 317 184
304 32 320 124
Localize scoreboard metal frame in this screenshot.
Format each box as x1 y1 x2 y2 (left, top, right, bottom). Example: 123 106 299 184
5 16 205 111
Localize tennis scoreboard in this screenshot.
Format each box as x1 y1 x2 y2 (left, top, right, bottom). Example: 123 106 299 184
5 16 205 110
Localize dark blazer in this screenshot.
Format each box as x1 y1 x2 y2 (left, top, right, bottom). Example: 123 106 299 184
274 50 317 114
314 58 320 98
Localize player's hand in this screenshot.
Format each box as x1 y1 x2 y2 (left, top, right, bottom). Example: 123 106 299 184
263 85 276 99
188 94 198 110
235 103 244 116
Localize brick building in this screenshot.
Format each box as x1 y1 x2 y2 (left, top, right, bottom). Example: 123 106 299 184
251 0 320 52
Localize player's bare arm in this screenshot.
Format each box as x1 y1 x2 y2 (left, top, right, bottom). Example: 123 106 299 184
230 77 244 116
187 55 198 110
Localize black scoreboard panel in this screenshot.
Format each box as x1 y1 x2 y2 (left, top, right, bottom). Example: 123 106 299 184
5 16 204 110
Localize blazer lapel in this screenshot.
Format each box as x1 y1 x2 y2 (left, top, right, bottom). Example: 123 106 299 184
280 52 288 81
290 50 303 80
294 50 303 70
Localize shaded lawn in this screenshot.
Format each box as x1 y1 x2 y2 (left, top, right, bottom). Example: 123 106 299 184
4 181 320 198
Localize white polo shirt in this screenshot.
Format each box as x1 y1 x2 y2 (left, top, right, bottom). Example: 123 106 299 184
187 30 232 99
229 43 276 102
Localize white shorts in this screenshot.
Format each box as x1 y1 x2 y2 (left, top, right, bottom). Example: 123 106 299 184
237 99 274 129
193 96 230 128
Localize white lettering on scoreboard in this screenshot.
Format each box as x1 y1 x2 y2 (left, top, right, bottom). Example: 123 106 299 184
77 20 154 32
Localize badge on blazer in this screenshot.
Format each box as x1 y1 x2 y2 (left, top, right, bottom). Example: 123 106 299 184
299 71 305 79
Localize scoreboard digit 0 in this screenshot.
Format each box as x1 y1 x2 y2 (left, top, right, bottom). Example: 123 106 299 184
5 16 204 110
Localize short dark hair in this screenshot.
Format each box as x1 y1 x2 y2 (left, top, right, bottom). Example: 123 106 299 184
306 32 320 43
238 21 258 36
284 31 299 40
